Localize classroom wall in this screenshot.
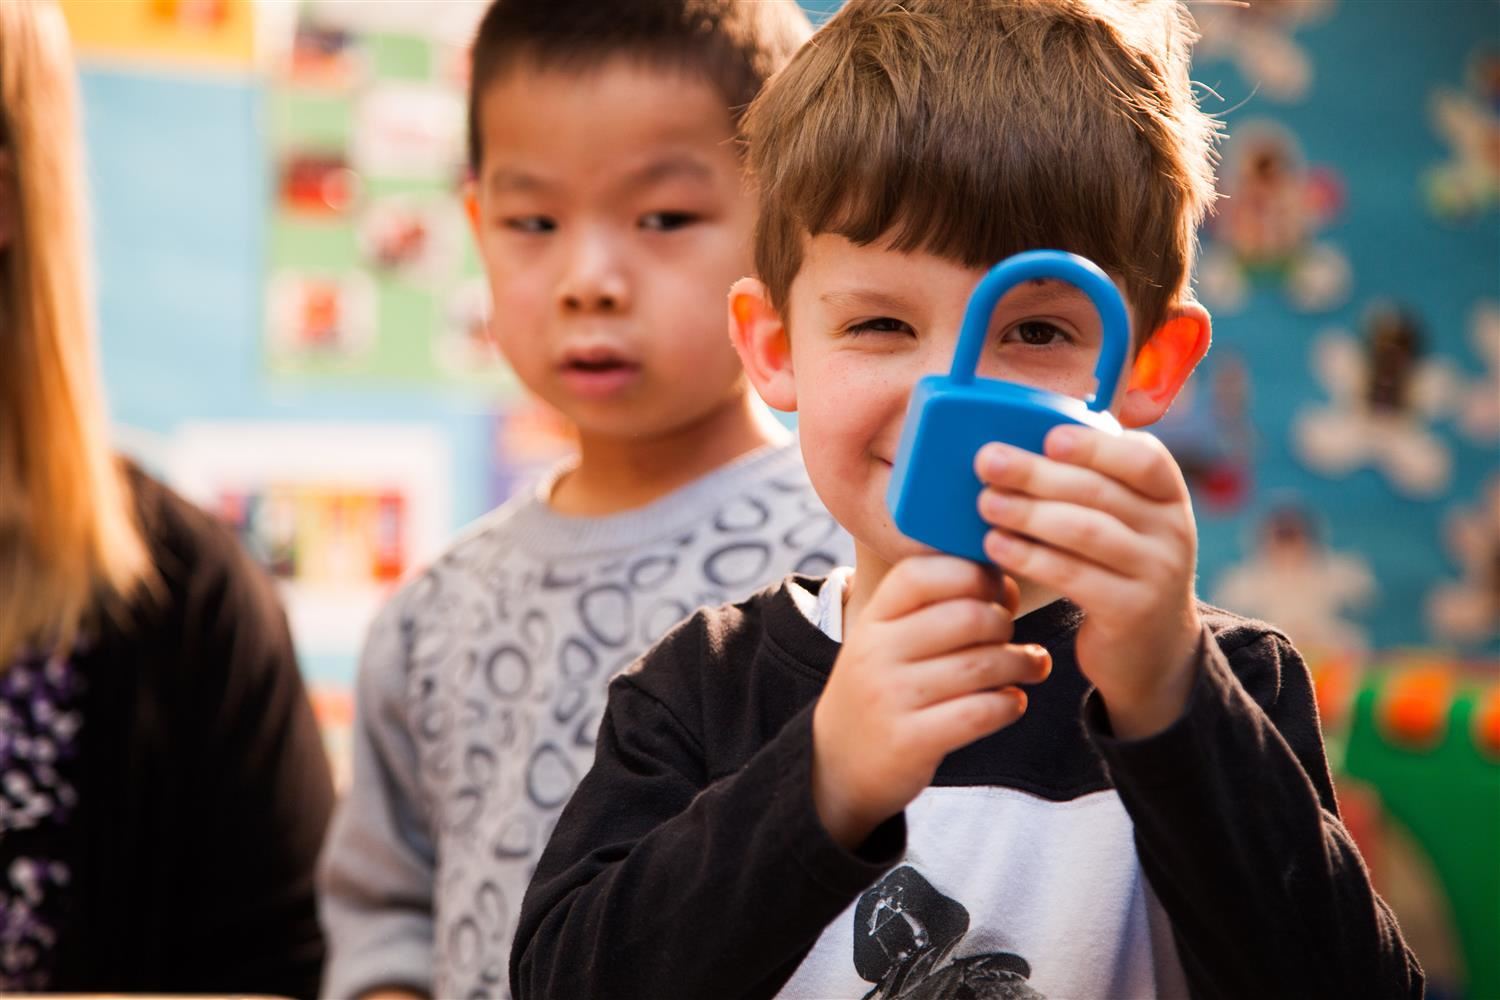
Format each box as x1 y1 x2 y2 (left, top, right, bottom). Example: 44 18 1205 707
70 1 1496 995
83 2 1498 673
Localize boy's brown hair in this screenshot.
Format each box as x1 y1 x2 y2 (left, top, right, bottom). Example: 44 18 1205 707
467 0 811 173
745 0 1221 339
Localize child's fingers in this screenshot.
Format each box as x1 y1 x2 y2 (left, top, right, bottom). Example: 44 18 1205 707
974 442 1157 533
912 687 1028 753
906 643 1051 708
977 491 1151 575
890 598 1015 661
866 554 1003 622
1043 427 1185 504
997 571 1022 616
984 527 1157 619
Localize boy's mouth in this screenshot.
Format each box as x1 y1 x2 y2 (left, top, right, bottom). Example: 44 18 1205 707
558 346 642 398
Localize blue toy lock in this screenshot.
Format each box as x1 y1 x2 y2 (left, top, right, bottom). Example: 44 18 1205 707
887 249 1130 563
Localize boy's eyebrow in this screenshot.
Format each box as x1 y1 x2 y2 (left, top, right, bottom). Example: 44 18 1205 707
622 154 714 189
1003 278 1091 310
486 155 713 197
487 168 553 195
818 288 915 313
817 280 1087 315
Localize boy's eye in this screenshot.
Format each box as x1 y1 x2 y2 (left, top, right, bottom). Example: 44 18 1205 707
504 216 556 234
640 211 700 232
1005 320 1070 346
846 316 915 337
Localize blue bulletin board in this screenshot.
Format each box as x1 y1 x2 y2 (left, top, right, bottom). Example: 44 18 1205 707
1180 4 1498 659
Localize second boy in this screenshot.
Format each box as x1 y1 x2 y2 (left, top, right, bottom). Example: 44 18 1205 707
316 3 843 998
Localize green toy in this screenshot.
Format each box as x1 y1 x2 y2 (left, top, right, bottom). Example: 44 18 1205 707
1343 674 1499 999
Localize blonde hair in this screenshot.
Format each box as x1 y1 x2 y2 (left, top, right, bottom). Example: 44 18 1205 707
746 0 1221 339
0 0 153 664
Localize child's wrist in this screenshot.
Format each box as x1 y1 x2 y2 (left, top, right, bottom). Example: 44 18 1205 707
810 755 882 850
1099 667 1195 740
1096 625 1201 740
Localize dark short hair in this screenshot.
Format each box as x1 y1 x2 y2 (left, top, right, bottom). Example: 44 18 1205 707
467 0 810 174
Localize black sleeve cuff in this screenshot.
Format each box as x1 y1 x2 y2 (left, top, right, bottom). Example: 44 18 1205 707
1082 623 1237 787
771 703 906 896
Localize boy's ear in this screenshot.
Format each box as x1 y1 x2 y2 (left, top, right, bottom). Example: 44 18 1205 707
1119 301 1212 428
728 277 798 412
463 180 482 241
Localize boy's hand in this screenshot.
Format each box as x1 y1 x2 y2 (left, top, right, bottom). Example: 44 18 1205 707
811 556 1051 850
976 427 1202 741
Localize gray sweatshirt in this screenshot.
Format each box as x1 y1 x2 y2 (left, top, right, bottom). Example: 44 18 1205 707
317 440 853 999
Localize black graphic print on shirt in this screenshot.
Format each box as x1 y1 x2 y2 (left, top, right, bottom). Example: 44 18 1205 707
857 866 1045 1000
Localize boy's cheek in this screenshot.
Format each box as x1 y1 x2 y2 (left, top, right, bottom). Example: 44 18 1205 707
483 257 551 315
798 408 890 502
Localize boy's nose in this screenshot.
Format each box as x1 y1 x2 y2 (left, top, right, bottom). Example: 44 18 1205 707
560 285 626 312
557 236 631 314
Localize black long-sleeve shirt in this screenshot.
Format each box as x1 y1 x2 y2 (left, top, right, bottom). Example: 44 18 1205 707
42 465 336 996
512 576 1421 999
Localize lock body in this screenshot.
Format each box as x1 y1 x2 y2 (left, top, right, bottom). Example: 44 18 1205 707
888 376 1121 563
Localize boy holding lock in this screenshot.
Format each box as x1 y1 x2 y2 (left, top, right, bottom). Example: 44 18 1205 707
512 2 1422 998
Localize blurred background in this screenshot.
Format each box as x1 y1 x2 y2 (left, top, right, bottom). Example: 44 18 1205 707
60 1 1496 996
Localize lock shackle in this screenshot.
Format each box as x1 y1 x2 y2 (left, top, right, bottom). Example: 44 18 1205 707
948 249 1130 413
